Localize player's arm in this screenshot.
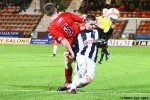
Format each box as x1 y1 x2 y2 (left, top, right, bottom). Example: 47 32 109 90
49 29 74 59
61 38 74 59
106 23 116 39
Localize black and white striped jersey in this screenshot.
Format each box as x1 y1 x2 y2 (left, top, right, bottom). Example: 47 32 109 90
73 28 103 62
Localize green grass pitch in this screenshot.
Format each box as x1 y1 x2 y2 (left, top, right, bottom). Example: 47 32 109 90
0 44 150 100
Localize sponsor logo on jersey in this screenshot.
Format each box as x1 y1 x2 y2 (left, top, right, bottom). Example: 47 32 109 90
58 37 62 42
57 17 64 24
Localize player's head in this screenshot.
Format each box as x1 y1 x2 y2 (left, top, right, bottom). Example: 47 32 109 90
43 3 56 16
85 15 96 30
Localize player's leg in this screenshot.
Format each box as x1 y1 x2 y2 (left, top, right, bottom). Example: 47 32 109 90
76 56 95 88
68 55 95 93
98 48 105 64
52 45 57 57
52 40 57 57
68 55 87 93
57 52 73 91
64 59 73 84
105 48 110 60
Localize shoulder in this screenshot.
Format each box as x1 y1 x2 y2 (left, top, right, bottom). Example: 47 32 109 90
49 21 57 28
80 29 92 35
64 12 80 17
62 12 72 15
95 28 103 33
77 29 87 37
57 12 74 19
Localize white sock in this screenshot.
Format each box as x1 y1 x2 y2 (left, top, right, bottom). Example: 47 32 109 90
67 83 72 89
53 45 57 54
70 74 86 90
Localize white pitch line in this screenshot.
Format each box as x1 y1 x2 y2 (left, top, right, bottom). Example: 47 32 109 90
0 89 150 95
0 89 50 92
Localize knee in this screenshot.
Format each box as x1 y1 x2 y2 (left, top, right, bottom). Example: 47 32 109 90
64 56 73 68
85 75 93 84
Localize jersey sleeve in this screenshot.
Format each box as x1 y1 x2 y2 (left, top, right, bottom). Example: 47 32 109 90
72 34 79 58
97 16 111 33
96 28 104 39
67 12 84 23
105 28 114 39
73 33 83 56
96 28 108 48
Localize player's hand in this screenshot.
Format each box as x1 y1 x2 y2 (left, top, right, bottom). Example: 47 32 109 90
110 23 116 29
64 52 74 61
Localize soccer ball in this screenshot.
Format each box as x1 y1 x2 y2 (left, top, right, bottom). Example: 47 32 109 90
106 8 120 20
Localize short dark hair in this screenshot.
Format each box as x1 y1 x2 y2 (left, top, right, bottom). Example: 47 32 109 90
43 3 56 16
85 15 96 22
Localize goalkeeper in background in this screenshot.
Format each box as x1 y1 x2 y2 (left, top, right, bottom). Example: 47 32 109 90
96 8 116 64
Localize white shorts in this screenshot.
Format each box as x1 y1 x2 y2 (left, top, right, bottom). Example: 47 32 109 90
75 54 96 79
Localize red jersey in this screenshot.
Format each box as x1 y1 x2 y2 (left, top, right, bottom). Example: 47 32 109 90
48 12 84 46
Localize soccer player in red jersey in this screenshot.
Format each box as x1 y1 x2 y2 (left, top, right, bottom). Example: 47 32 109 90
43 3 85 91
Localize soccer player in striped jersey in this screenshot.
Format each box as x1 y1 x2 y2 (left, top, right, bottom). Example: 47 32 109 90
68 14 104 94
